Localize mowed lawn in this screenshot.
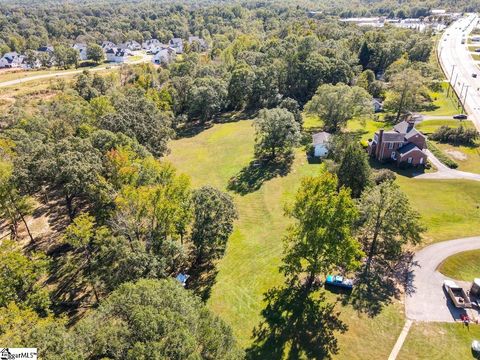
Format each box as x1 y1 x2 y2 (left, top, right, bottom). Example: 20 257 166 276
438 249 480 281
165 119 480 358
165 120 405 358
398 322 480 360
424 82 462 117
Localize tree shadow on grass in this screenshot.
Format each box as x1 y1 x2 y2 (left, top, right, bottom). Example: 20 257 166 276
345 253 417 317
228 153 294 195
246 284 346 360
187 260 219 302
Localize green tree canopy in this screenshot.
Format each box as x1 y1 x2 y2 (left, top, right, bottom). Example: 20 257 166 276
74 279 243 359
254 107 301 159
305 83 373 133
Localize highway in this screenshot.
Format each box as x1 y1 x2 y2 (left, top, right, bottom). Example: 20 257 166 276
438 14 480 130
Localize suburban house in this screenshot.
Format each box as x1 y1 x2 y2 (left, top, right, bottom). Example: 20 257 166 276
72 43 88 61
0 52 25 68
373 98 383 113
367 120 427 166
120 40 141 51
37 45 54 53
142 39 162 52
105 48 128 63
152 47 176 65
169 38 184 54
312 131 331 157
102 41 116 51
188 36 208 50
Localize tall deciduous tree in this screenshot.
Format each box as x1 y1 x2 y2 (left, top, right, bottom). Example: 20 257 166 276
305 83 373 133
337 142 372 198
250 170 363 359
87 44 104 64
254 108 301 159
73 279 244 359
191 186 238 265
100 88 173 157
352 180 424 315
282 169 363 287
0 240 50 314
384 68 429 122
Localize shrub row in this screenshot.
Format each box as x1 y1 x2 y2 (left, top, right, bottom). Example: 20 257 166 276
427 141 458 169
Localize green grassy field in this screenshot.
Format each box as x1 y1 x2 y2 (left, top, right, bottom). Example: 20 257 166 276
165 119 480 357
424 82 462 117
165 120 405 357
416 119 475 134
438 249 480 281
398 322 480 360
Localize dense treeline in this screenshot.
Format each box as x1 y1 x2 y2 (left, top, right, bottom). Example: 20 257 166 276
0 0 443 358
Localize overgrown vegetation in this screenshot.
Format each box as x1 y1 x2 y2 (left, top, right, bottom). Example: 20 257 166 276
427 140 459 168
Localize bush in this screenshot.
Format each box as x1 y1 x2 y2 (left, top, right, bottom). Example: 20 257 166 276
427 141 458 169
372 169 396 184
430 125 479 146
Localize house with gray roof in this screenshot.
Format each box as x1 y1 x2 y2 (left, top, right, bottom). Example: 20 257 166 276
367 120 427 166
311 131 331 157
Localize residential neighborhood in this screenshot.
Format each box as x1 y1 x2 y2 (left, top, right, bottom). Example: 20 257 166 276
2 2 480 360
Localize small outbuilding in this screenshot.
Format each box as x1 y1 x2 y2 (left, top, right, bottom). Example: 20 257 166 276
312 131 331 157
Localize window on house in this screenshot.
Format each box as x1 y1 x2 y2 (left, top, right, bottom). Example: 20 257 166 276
388 142 394 149
408 157 413 164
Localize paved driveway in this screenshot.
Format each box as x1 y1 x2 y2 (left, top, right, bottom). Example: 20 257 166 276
414 150 480 181
406 236 480 322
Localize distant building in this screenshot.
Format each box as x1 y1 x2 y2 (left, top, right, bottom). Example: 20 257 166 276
142 39 162 51
152 47 176 65
105 48 128 63
72 43 88 61
37 45 54 53
368 120 427 166
188 36 208 51
120 40 142 51
101 41 116 51
373 98 383 113
312 131 331 158
169 38 184 54
0 52 25 68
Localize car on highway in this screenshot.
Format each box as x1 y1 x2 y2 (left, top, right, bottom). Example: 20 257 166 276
453 114 468 120
473 73 478 78
325 275 353 290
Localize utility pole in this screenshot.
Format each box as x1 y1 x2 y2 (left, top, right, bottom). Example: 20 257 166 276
463 86 469 114
460 82 465 98
447 64 456 97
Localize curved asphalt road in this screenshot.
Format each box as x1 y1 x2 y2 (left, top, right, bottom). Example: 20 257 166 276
406 236 480 322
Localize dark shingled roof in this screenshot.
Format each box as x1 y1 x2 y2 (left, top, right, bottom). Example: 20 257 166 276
393 121 415 135
381 131 405 142
397 142 421 155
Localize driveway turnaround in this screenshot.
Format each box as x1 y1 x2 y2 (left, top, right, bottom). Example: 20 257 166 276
414 150 480 181
405 236 480 322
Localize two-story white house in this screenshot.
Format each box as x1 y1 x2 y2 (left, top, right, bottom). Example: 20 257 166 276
105 48 128 63
152 47 176 65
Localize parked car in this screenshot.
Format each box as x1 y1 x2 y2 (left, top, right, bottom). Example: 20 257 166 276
453 114 468 120
473 73 478 78
325 275 353 290
475 48 480 52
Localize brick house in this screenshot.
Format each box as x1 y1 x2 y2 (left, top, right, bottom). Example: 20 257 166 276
367 120 427 166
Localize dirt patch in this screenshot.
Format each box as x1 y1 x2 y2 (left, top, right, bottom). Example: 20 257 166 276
445 149 467 161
